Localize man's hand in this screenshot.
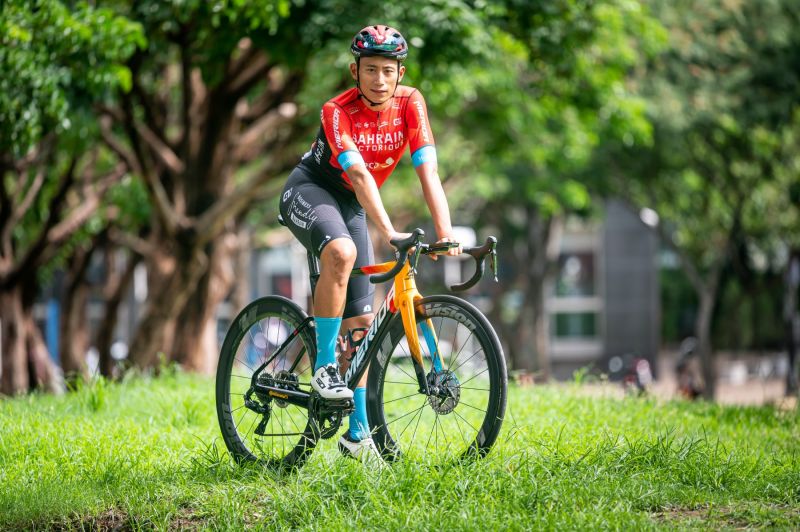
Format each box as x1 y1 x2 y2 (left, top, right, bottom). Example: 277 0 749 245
428 236 462 261
386 231 413 247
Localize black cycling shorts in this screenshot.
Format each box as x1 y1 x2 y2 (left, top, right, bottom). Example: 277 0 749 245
278 166 375 319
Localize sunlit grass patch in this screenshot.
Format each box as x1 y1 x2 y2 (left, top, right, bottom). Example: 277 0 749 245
0 371 797 529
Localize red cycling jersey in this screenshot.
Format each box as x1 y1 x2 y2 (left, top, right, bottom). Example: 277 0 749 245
298 85 435 195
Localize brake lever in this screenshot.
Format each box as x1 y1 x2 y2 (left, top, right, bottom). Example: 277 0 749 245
410 244 424 275
490 240 498 282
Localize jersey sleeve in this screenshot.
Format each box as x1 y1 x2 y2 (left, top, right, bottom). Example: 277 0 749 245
320 102 363 170
405 90 437 168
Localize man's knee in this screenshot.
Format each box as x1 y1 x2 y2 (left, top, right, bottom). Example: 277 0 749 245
321 238 357 273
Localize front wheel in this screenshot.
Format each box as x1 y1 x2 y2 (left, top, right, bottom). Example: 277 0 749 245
367 295 507 463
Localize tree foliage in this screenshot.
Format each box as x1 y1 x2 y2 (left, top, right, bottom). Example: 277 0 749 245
0 0 143 394
592 0 800 397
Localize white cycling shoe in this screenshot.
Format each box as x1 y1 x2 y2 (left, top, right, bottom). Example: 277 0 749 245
338 433 384 465
311 364 353 400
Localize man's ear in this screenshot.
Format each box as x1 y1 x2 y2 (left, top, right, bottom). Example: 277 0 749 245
398 64 406 82
350 62 358 81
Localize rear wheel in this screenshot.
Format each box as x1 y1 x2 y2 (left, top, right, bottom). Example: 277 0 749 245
216 296 317 470
366 295 507 463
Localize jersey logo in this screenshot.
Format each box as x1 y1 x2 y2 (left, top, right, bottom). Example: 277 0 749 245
413 100 430 143
332 108 343 150
393 118 402 126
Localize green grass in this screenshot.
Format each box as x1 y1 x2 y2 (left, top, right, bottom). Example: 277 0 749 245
1 370 798 530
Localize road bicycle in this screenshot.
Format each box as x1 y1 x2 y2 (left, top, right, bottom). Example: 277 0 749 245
215 224 507 470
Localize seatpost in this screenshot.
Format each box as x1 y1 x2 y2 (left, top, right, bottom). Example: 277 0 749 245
306 251 320 294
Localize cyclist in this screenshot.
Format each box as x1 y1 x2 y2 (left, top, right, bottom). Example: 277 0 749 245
279 24 461 461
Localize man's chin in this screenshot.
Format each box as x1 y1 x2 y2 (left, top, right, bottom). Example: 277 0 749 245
368 93 390 104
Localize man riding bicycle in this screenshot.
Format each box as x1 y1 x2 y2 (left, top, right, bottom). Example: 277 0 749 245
278 24 461 461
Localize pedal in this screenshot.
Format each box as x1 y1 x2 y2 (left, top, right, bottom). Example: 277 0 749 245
321 397 355 415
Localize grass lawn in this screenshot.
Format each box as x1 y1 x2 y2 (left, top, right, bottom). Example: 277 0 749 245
1 369 798 530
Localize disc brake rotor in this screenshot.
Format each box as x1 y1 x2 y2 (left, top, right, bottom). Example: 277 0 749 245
426 370 460 414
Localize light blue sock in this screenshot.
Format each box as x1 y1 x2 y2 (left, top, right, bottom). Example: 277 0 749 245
349 387 369 441
314 316 341 371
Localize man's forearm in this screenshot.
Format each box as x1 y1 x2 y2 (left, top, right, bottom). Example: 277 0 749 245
419 169 453 239
348 167 395 240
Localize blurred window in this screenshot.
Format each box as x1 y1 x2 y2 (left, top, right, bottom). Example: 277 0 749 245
553 312 596 338
555 252 595 297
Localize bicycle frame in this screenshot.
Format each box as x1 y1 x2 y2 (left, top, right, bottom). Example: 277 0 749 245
343 258 434 393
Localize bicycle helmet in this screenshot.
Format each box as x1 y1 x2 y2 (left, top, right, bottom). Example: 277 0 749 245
350 25 408 61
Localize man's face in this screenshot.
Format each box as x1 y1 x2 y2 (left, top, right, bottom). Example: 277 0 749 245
351 56 405 105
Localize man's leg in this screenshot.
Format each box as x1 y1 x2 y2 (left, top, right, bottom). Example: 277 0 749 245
341 313 373 440
313 238 357 370
278 171 355 399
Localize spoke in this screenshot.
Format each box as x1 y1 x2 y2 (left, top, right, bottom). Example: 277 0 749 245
236 356 256 375
453 408 481 435
451 348 486 376
458 385 491 392
435 316 444 352
242 410 260 441
285 406 304 433
452 404 470 446
383 392 423 405
408 399 427 452
448 321 459 373
458 366 489 388
389 362 416 383
437 411 451 452
230 404 247 414
234 406 252 433
272 317 283 368
382 380 419 386
425 411 438 454
457 400 488 414
396 398 427 443
385 401 427 426
231 374 251 380
391 346 417 382
447 329 477 374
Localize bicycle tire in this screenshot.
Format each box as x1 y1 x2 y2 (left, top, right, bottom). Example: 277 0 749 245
366 295 507 462
216 295 318 470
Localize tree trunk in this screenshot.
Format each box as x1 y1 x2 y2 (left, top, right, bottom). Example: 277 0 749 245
171 230 237 373
231 226 251 313
128 239 208 370
25 314 62 393
0 286 62 395
490 206 560 379
1 286 29 394
784 249 799 396
512 206 557 380
695 288 717 400
59 243 95 383
96 248 140 379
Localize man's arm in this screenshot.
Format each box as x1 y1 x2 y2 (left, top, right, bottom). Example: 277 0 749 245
415 162 462 257
346 164 407 244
